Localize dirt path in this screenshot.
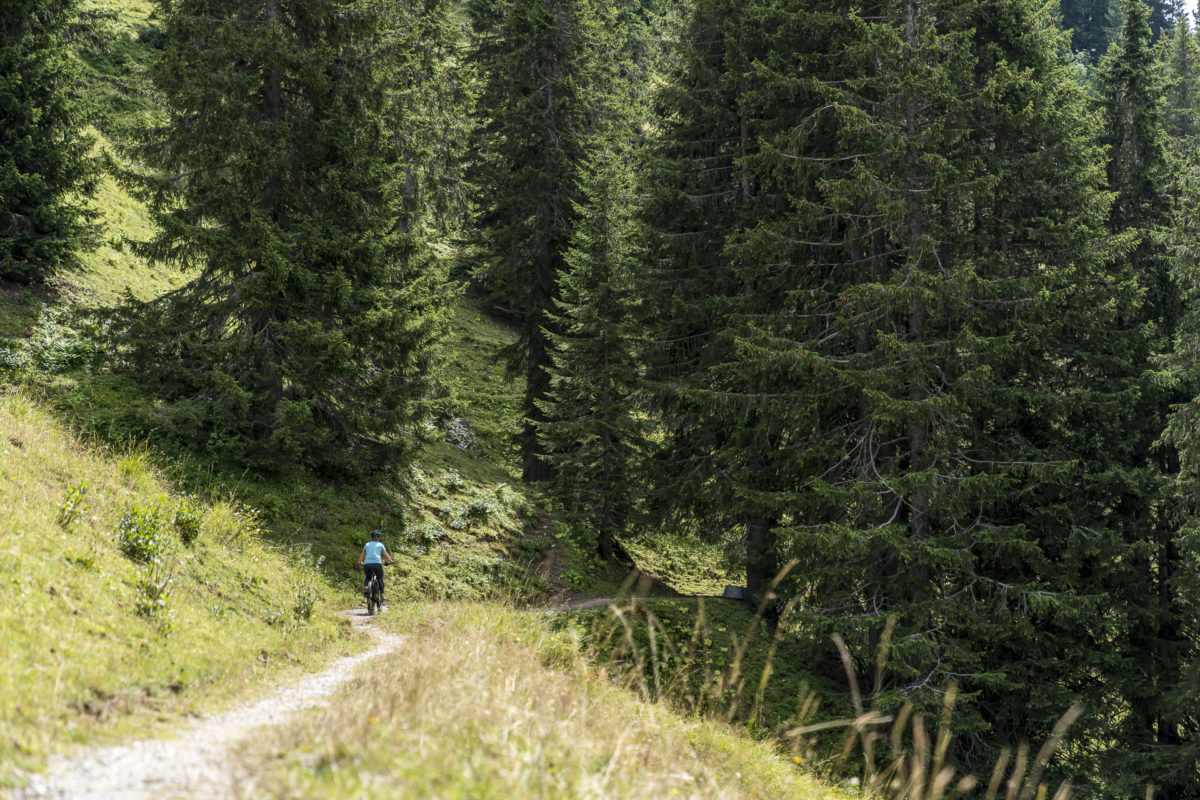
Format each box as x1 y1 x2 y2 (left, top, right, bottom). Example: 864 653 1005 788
544 596 614 613
11 611 402 800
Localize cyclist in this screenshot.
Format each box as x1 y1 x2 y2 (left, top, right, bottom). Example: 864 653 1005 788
359 529 394 604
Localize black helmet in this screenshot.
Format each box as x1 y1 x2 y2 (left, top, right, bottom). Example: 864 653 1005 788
371 529 382 539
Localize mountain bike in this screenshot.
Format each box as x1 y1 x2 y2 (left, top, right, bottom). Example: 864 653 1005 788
365 572 383 615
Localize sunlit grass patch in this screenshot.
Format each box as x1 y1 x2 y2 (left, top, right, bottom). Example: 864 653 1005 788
0 391 358 785
235 601 844 799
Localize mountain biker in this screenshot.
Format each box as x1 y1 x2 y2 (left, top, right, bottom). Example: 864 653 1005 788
359 529 394 604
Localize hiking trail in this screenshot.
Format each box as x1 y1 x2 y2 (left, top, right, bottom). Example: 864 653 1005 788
11 611 402 800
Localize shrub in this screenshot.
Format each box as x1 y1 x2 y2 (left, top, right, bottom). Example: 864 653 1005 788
116 503 168 563
0 339 30 374
515 535 549 560
410 521 445 546
27 312 96 374
436 500 470 530
172 494 203 545
56 482 89 530
439 469 465 493
131 560 174 632
466 495 499 522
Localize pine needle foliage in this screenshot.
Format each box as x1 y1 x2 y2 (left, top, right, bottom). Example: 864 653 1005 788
638 0 782 601
0 0 98 283
467 0 619 483
538 141 646 562
114 0 458 475
1092 7 1197 794
1163 14 1200 139
642 0 1154 785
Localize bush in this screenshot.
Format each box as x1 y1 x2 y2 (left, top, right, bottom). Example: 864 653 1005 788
172 494 203 545
436 500 470 530
291 550 323 622
131 560 173 631
0 339 30 374
116 503 168 563
27 312 96 374
516 535 549 560
56 482 89 530
410 521 446 546
439 469 465 493
466 495 499 522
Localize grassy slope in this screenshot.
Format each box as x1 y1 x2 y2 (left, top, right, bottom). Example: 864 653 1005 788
236 602 848 800
0 392 355 785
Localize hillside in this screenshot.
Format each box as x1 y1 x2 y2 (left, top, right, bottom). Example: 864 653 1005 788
232 602 847 799
0 391 353 784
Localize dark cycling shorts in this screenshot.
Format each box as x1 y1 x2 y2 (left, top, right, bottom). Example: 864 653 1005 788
363 563 384 595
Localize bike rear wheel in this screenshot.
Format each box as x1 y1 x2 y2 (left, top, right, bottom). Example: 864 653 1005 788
366 576 378 615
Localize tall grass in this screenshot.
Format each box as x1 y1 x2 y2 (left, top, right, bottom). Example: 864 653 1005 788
577 569 1085 799
233 601 845 799
787 621 1084 800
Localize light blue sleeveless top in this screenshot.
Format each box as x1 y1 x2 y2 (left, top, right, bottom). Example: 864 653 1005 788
363 541 387 565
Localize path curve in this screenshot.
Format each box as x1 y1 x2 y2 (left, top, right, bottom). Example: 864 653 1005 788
11 611 402 800
544 596 614 613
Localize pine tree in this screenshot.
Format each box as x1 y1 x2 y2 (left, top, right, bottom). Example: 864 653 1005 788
468 0 616 483
1163 13 1200 138
538 142 644 561
1060 0 1123 58
1090 3 1192 792
638 0 783 602
0 0 96 283
1059 0 1181 60
1154 136 1200 800
118 0 456 474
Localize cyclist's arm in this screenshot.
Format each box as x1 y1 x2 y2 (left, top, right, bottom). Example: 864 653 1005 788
384 547 394 565
358 547 365 566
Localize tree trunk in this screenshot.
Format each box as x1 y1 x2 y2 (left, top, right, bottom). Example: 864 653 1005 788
903 0 931 597
522 319 553 483
745 514 777 606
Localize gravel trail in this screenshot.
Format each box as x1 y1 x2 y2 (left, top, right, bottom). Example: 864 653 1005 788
11 611 402 800
544 596 614 613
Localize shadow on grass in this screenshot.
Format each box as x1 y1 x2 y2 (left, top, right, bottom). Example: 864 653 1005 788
0 281 59 339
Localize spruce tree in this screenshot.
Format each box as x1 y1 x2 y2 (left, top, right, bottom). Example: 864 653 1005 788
0 0 96 283
1163 13 1200 138
538 142 644 561
1059 0 1180 59
468 0 615 483
1060 0 1122 58
119 0 456 474
638 0 783 602
1154 135 1200 800
1090 3 1190 792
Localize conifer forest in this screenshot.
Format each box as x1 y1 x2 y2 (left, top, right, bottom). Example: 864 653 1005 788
12 0 1200 795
